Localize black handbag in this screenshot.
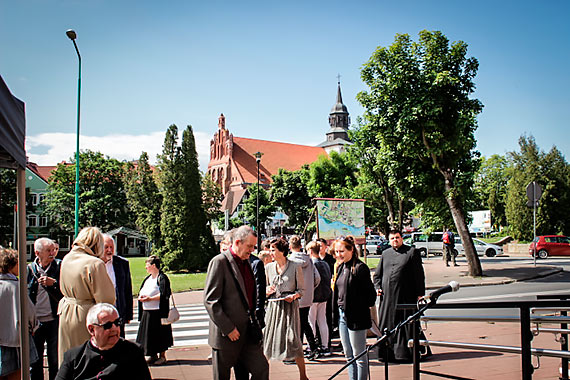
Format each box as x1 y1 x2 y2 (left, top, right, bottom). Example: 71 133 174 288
225 258 263 344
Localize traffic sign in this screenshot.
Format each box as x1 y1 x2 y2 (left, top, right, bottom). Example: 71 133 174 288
526 181 542 208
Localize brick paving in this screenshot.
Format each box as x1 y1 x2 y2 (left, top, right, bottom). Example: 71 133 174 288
146 255 567 379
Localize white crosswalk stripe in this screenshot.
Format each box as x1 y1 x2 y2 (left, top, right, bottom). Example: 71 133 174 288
125 304 210 347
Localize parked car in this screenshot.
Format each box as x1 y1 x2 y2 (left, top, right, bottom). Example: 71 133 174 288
455 237 502 257
376 240 391 254
365 238 384 254
410 232 445 257
529 235 570 259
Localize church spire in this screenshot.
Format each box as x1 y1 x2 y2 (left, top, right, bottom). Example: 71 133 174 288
336 75 343 105
316 77 352 153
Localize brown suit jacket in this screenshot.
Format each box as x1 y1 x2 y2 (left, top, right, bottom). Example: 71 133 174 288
204 250 254 350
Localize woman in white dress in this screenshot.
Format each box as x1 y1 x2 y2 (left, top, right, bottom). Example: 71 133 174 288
263 237 308 380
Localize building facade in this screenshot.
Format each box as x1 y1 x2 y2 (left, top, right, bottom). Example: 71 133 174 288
207 82 352 218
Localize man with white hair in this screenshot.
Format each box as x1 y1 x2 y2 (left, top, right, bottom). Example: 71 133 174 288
27 237 62 380
204 225 269 380
102 234 133 337
56 303 151 380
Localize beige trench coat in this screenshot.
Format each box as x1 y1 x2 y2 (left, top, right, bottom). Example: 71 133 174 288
57 245 115 364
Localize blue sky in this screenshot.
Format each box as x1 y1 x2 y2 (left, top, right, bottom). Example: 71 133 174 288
1 0 568 170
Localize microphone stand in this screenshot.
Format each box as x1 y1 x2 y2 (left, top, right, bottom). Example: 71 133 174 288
328 297 437 380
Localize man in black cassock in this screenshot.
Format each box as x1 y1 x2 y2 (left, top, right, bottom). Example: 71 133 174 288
374 229 426 362
56 303 151 380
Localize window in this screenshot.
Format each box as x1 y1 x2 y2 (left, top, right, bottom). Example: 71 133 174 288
558 237 570 244
57 236 70 249
545 237 557 243
428 233 443 242
39 194 46 204
39 216 48 227
413 234 427 242
28 215 38 227
30 193 38 206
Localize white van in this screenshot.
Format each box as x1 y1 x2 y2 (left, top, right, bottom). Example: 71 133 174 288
410 232 445 257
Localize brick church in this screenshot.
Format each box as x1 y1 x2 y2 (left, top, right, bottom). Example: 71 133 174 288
207 82 351 217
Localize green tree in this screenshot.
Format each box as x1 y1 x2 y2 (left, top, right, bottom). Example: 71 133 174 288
239 184 276 236
156 125 185 268
156 125 216 271
306 151 358 199
0 169 16 246
358 30 483 276
124 152 162 249
201 173 223 223
506 136 570 240
474 155 509 230
271 167 313 234
179 125 217 269
348 119 415 231
44 150 133 233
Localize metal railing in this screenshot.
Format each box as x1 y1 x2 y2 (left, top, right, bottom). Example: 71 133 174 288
406 299 570 380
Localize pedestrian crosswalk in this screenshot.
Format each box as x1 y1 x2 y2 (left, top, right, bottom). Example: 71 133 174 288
125 303 210 347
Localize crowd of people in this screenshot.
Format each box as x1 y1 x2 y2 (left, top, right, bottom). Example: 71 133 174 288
204 226 428 380
0 226 173 379
0 224 427 380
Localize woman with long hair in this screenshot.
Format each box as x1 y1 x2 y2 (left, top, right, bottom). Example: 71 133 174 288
332 236 377 380
58 227 116 364
263 237 309 380
136 255 174 365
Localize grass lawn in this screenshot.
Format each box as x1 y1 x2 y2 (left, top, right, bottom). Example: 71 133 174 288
128 255 380 295
128 257 207 295
364 257 379 270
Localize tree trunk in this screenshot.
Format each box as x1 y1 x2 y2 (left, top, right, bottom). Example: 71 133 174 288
397 197 404 231
444 179 482 277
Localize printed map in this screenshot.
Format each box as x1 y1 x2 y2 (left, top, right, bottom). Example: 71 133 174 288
316 199 365 243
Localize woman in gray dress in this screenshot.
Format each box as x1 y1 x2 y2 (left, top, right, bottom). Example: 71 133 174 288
264 237 308 380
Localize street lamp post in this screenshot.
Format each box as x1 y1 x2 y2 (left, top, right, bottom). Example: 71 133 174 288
66 29 81 238
254 152 263 253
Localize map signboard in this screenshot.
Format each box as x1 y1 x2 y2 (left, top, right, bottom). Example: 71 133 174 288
316 198 365 244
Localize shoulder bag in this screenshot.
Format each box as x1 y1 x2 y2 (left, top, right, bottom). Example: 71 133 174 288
161 296 180 325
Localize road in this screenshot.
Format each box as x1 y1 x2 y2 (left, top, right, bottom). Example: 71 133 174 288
426 255 570 317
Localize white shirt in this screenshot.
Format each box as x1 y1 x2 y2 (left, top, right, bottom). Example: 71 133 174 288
105 258 117 289
139 276 160 310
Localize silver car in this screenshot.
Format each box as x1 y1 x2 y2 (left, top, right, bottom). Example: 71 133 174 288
455 237 502 257
365 239 384 254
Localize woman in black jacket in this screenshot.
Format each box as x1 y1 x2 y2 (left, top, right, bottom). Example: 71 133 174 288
333 236 377 380
136 255 173 365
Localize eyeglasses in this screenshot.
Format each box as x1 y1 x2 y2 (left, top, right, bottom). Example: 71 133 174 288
93 318 122 330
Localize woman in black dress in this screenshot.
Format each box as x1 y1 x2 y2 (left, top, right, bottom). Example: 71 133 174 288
136 255 173 365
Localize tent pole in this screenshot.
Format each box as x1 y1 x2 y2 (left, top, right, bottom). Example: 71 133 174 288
17 166 30 379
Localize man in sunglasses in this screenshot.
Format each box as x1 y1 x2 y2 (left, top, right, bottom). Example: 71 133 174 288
56 303 151 380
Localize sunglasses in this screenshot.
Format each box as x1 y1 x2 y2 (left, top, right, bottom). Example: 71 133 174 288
93 318 122 330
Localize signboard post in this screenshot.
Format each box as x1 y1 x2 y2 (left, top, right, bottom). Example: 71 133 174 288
526 181 542 267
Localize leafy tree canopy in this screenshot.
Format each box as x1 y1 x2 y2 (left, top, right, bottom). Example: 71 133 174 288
357 30 483 275
44 150 133 234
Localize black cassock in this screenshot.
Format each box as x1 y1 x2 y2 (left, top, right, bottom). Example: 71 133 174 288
374 244 425 361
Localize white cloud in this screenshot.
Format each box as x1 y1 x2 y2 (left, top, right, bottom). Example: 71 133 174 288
26 130 212 171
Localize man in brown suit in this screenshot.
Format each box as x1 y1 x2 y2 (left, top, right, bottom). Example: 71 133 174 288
204 225 269 380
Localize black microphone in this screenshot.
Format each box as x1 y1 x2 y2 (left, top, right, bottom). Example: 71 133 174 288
424 281 460 301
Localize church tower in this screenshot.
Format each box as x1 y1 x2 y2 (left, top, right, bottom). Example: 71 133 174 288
318 80 351 153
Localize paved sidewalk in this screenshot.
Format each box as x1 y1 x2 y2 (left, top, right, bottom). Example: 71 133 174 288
151 258 566 380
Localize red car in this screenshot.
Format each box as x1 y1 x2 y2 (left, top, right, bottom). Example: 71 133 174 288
529 235 570 258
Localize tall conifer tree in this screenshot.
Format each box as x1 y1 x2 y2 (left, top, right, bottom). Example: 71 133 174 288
125 151 162 250
156 124 216 270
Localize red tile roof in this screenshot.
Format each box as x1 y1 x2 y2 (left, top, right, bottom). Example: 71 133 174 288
232 137 327 185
